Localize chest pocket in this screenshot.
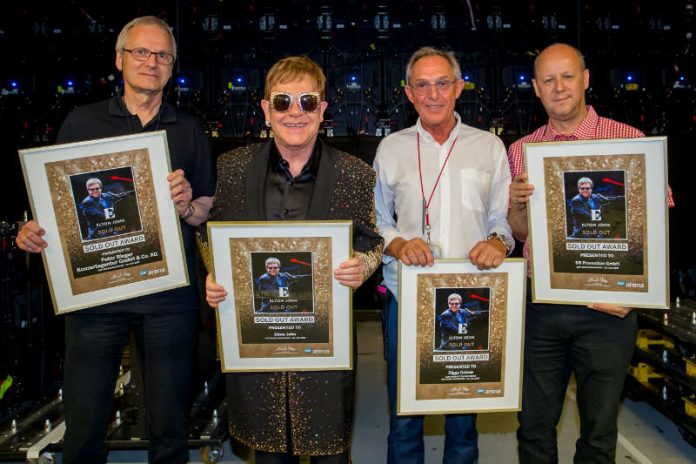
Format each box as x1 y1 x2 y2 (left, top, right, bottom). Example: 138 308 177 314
459 169 490 212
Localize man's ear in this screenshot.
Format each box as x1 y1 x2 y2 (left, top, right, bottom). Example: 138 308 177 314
115 50 123 72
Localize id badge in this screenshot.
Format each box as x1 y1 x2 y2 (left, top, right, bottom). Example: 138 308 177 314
429 242 443 259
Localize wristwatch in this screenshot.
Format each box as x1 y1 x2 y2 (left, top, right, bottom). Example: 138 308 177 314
180 203 195 220
487 232 513 256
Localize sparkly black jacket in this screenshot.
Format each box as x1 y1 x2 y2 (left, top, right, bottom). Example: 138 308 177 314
208 139 382 455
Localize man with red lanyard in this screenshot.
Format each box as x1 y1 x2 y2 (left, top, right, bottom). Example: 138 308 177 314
374 46 514 464
508 42 675 464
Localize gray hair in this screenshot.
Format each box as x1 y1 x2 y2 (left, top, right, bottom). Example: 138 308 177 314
85 178 102 189
577 177 593 188
115 16 177 60
447 293 463 304
405 46 462 83
265 257 281 268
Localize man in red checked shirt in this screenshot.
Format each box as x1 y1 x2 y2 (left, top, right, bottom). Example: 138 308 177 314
507 43 674 464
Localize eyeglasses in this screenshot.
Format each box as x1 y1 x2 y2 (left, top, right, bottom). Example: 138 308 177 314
409 79 455 96
579 187 592 190
88 187 102 192
123 47 175 65
267 266 280 270
270 92 321 113
449 302 461 305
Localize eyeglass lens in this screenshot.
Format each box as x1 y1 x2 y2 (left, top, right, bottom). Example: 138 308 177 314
271 93 319 112
412 80 452 95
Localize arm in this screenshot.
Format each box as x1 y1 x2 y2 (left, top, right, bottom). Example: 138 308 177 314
507 140 534 242
257 276 278 298
570 197 594 220
334 159 384 288
171 120 217 227
508 172 534 241
187 196 214 226
373 153 433 267
167 169 213 227
439 312 459 332
81 199 108 220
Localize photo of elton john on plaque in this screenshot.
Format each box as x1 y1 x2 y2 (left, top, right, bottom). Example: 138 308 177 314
524 137 669 308
252 251 314 314
397 259 526 415
207 221 352 372
19 131 189 314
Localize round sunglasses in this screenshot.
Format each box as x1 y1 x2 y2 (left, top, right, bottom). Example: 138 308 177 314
270 92 321 113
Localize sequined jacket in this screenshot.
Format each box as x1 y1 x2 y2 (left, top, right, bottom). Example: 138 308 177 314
208 139 382 455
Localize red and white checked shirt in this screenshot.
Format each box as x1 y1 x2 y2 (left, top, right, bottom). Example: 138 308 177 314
507 105 675 272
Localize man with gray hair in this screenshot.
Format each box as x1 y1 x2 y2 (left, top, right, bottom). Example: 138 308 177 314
568 176 624 238
16 16 215 464
437 293 480 351
255 257 311 312
374 46 513 463
80 177 133 239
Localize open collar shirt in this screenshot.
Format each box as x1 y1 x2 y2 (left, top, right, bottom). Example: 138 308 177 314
374 113 513 296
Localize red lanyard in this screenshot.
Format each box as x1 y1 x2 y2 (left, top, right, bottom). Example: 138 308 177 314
417 131 459 235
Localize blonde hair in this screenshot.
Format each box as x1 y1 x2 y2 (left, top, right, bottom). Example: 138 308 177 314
265 56 326 99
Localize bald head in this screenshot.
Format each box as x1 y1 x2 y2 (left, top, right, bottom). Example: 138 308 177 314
534 43 585 79
531 43 590 132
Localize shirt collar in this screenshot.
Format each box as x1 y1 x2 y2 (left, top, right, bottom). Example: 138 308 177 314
544 105 598 141
108 93 177 124
416 112 461 146
269 140 322 180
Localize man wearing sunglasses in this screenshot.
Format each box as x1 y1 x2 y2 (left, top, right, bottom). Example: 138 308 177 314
80 178 124 239
16 16 215 464
204 56 382 464
374 46 514 464
255 257 311 312
568 176 624 238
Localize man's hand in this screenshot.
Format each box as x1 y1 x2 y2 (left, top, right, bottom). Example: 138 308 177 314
587 303 632 318
334 257 365 289
16 220 47 253
387 237 434 267
167 169 193 217
509 172 535 211
508 172 535 242
469 240 505 270
205 273 227 308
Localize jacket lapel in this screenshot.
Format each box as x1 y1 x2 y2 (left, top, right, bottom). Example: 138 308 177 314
306 140 338 219
245 142 272 220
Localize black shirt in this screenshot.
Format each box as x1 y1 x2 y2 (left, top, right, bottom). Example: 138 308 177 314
57 94 216 313
263 141 321 220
